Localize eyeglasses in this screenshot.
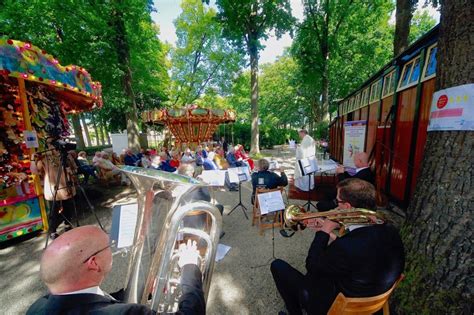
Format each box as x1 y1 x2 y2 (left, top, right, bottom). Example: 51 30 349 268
82 240 115 264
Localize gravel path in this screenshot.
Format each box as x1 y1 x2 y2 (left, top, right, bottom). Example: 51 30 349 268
0 147 315 315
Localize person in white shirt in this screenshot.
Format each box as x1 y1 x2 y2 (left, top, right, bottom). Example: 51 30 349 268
294 129 316 191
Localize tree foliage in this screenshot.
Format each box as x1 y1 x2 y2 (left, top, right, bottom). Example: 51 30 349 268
169 0 244 107
215 0 295 153
292 0 394 121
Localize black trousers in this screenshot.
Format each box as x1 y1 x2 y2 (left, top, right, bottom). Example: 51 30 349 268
47 199 75 233
271 259 309 315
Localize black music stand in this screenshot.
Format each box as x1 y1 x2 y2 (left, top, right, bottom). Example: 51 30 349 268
298 157 318 212
227 173 249 220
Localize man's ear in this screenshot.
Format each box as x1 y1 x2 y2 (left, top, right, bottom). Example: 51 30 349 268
339 202 352 209
85 257 101 272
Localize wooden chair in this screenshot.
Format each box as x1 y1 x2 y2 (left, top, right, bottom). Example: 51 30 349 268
327 274 404 315
252 187 284 235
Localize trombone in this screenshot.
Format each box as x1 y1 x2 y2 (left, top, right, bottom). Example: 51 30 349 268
280 205 383 237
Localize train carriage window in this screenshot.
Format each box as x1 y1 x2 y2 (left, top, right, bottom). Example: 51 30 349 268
398 55 421 91
354 93 361 109
363 87 369 105
370 79 382 103
382 70 395 97
409 57 421 84
422 44 437 80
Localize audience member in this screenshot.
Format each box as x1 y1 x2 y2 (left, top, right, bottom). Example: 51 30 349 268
214 148 229 170
27 226 205 315
95 153 128 185
76 151 98 184
226 147 242 168
181 149 195 164
124 149 140 167
169 151 181 168
141 151 152 168
111 152 121 165
251 159 288 204
271 179 404 315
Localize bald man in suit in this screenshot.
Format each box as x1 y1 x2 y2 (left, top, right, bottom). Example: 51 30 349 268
27 226 205 315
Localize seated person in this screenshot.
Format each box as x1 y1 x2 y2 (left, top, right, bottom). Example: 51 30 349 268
141 150 152 168
92 151 103 166
95 153 128 185
226 147 243 168
271 179 405 315
151 152 177 173
169 151 181 168
27 225 205 315
181 149 195 164
214 148 229 170
202 150 218 171
235 145 254 170
251 159 288 204
76 151 98 184
124 149 140 167
111 152 122 165
317 152 374 211
336 152 374 183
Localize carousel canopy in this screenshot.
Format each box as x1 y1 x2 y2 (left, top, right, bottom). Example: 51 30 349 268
0 39 102 112
142 106 236 144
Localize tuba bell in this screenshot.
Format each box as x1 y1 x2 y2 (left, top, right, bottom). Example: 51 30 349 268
118 166 222 313
281 205 383 237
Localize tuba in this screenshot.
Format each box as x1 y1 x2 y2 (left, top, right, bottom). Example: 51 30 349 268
281 205 383 237
118 166 222 313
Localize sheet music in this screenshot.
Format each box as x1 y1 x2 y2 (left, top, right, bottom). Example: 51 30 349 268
199 170 226 186
258 191 285 215
215 244 231 262
117 204 138 248
298 156 318 176
318 159 338 173
228 166 251 183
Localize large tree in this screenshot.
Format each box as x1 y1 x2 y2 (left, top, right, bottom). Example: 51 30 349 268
292 0 393 125
215 0 295 154
170 0 243 107
394 1 473 314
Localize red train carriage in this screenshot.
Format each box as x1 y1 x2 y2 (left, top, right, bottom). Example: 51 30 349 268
329 26 439 208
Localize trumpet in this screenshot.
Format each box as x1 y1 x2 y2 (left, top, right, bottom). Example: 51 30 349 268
280 205 383 237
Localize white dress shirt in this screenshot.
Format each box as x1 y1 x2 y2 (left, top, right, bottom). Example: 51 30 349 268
59 286 105 296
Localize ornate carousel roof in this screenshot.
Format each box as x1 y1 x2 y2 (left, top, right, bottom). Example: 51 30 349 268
142 106 235 144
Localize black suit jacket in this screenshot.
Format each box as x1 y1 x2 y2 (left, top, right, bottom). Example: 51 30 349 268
27 265 205 315
304 224 405 315
251 170 288 203
337 167 374 184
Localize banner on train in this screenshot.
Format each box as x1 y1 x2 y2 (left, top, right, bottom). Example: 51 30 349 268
343 120 367 168
428 83 474 131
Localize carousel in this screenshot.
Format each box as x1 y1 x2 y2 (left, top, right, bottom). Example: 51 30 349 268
0 39 102 241
142 105 235 146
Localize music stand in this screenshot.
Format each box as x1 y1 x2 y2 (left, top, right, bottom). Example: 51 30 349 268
252 190 285 268
298 156 318 212
227 172 249 220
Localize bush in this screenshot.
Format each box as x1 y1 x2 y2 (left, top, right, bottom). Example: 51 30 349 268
217 123 298 150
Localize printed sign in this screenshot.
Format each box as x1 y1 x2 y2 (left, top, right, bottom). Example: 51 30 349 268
343 120 367 168
428 84 474 131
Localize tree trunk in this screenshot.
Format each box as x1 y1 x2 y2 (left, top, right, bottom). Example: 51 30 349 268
394 0 415 56
395 1 474 314
113 1 141 151
70 114 85 149
320 0 330 122
249 40 260 154
91 113 100 146
80 114 91 147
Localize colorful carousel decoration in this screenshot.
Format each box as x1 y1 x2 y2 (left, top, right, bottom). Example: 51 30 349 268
142 105 235 146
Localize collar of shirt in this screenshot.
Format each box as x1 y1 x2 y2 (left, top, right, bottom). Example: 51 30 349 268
347 224 370 232
59 286 105 296
355 166 369 173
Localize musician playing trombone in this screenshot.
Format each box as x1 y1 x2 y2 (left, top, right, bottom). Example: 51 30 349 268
271 179 405 315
